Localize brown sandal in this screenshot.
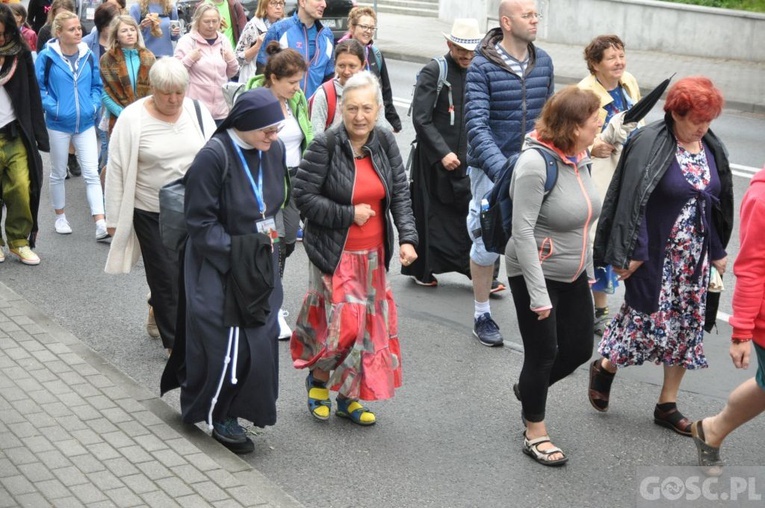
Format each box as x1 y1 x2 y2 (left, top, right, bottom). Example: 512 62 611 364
654 403 692 436
588 359 615 412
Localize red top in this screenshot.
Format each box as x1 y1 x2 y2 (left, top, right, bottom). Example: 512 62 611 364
345 156 385 251
729 168 765 347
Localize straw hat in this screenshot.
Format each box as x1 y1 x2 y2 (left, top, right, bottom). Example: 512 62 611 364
442 18 482 51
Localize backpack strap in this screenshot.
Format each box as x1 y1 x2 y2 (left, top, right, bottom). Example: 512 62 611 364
407 56 451 120
371 45 383 72
309 80 337 129
325 128 336 167
538 149 559 195
209 137 230 183
193 99 204 137
434 56 454 125
434 56 449 97
323 81 337 128
436 58 454 125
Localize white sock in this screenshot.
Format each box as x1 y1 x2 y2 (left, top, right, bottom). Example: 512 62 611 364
474 300 490 319
56 213 67 222
96 218 106 228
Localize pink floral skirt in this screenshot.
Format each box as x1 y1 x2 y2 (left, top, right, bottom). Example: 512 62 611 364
290 245 402 401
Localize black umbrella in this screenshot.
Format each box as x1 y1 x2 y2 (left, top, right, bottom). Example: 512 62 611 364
624 75 674 124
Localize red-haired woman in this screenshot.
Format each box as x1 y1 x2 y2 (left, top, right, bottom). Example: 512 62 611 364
591 76 734 436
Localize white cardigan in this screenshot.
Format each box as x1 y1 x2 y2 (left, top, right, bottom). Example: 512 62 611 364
104 97 216 274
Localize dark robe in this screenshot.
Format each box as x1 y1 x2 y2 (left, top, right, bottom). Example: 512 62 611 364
402 53 471 281
161 133 287 427
1 49 49 248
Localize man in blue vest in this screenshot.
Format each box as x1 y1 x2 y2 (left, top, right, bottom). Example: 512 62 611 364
464 0 554 347
257 0 334 98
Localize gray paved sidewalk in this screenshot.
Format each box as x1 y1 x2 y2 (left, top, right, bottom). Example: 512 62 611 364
376 12 765 113
0 282 302 508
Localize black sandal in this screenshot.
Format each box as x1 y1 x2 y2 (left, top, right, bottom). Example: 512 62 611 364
588 359 615 412
691 420 723 476
653 403 692 436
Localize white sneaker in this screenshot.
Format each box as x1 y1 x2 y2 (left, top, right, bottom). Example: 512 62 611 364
0 247 5 263
277 308 292 340
55 217 72 234
95 221 109 241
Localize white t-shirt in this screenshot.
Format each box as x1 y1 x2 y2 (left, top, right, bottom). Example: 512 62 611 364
0 86 17 128
134 108 201 212
280 106 304 168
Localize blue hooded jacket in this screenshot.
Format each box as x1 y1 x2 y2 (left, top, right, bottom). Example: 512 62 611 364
465 28 554 182
257 12 334 98
35 40 102 134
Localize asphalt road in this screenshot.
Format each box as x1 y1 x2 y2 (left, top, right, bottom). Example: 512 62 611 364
3 59 765 507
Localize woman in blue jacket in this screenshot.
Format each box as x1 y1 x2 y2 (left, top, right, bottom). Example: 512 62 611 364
36 10 107 240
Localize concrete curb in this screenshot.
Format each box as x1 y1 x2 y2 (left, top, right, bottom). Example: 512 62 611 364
0 282 305 508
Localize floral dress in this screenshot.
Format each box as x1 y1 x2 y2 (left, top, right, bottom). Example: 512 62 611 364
598 144 712 370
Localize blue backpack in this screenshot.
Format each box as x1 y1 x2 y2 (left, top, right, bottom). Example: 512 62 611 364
479 148 559 255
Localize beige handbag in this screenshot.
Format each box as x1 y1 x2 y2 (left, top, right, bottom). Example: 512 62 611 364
708 266 724 293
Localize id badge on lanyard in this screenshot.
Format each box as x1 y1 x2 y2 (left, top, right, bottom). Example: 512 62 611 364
232 143 279 247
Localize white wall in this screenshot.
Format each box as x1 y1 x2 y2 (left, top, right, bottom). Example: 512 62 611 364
439 0 490 30
443 0 765 62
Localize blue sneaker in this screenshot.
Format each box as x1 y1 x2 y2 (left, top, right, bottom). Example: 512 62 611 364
296 227 304 242
473 313 504 347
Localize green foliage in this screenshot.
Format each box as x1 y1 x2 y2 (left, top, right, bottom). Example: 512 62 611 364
660 0 765 12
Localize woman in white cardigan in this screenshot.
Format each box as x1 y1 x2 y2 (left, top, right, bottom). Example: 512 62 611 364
104 57 215 356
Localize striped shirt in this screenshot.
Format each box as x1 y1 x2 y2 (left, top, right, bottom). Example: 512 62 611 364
495 42 529 76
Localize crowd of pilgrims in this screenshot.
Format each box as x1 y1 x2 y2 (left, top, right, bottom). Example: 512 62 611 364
1 0 416 453
2 0 758 474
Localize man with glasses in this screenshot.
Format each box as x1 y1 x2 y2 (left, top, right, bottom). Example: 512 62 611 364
464 0 554 347
258 0 334 98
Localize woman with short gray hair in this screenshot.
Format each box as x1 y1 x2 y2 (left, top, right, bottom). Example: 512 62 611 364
148 52 189 90
104 57 216 356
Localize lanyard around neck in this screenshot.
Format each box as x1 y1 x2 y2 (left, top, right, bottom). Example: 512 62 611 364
231 142 266 218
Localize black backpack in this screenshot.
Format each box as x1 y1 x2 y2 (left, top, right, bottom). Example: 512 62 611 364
158 102 227 252
479 148 559 255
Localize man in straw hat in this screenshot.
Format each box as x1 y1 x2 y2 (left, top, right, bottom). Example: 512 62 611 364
402 19 482 288
464 0 554 348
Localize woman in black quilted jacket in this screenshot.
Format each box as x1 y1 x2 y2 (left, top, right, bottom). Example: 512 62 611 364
291 71 418 426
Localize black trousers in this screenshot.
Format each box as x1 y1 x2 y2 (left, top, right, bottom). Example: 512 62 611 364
133 209 180 350
508 272 594 422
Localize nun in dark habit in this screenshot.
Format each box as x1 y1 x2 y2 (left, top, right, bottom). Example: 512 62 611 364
161 88 289 454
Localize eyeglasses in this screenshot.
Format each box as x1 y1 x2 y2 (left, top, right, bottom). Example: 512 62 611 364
355 24 377 32
513 12 542 20
260 125 284 136
269 1 286 6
